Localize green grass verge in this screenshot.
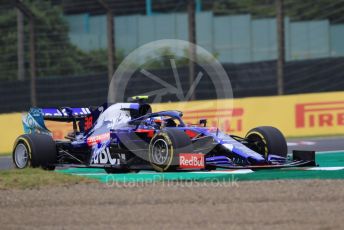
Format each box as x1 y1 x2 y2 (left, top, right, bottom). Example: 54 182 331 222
0 168 96 190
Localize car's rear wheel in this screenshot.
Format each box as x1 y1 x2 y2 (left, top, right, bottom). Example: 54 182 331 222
13 134 57 170
245 126 287 158
148 128 192 172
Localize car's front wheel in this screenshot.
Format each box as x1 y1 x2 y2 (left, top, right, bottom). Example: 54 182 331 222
245 126 288 159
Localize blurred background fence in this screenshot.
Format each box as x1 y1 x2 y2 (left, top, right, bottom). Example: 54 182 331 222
66 13 344 62
1 0 344 113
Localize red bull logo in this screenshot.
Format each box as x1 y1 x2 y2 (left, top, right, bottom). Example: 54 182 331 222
179 153 205 169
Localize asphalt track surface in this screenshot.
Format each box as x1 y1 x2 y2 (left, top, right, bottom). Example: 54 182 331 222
1 136 344 171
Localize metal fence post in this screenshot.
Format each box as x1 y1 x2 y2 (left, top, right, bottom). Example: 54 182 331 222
188 0 197 101
17 7 25 81
97 0 115 84
276 0 285 95
14 0 37 106
29 18 37 106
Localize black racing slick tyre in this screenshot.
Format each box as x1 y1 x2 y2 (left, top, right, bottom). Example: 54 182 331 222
148 128 193 172
12 134 57 170
245 126 287 158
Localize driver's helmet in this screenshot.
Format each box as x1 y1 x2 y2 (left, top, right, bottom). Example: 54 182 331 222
152 117 162 127
143 117 162 128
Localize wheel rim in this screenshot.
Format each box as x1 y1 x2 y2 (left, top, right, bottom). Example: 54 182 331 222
14 143 29 168
152 139 169 165
247 134 267 158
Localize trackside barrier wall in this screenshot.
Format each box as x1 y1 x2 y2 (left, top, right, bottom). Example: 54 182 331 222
0 91 343 154
0 113 24 154
152 91 344 138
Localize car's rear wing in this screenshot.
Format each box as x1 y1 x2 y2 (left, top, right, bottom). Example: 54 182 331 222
41 107 91 121
22 107 91 135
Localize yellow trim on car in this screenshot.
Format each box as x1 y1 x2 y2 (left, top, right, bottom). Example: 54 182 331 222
246 131 268 158
13 136 32 165
149 132 174 172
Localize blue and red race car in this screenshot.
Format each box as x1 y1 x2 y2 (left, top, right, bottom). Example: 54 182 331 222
12 97 316 173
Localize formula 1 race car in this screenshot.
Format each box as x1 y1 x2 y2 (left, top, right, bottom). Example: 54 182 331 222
12 97 316 173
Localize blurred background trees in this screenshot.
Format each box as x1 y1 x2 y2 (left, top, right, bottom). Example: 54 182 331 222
0 0 121 80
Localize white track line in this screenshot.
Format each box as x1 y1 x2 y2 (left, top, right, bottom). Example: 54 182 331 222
307 167 344 171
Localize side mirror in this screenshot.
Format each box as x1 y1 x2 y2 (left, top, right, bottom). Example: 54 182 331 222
199 119 207 127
